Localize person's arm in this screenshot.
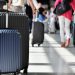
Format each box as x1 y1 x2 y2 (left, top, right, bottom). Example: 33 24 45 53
54 0 61 7
8 0 12 7
8 0 12 4
32 0 38 9
70 0 75 11
7 0 12 9
28 0 36 14
32 0 42 9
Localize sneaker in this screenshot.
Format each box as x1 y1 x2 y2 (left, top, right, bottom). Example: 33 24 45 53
65 38 70 47
61 42 65 47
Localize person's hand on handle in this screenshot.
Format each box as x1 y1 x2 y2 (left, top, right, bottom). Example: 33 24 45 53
37 3 42 9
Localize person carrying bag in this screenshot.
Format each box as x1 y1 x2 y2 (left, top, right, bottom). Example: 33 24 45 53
53 0 72 15
54 0 75 47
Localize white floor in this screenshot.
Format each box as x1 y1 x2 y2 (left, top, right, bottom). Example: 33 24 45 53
1 32 75 75
28 33 54 74
28 32 75 75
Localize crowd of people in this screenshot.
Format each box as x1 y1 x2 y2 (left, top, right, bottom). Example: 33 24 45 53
2 0 75 48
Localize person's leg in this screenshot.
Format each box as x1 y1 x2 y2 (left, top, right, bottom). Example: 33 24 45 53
8 0 12 5
58 16 65 47
50 19 56 33
29 19 32 33
65 18 71 47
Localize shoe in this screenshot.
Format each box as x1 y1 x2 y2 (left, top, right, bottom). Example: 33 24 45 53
61 42 65 47
65 38 70 47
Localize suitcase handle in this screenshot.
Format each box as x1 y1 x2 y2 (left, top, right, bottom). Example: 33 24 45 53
6 13 8 28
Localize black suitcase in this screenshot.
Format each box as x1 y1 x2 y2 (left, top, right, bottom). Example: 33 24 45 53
0 29 23 74
55 20 59 30
32 21 44 47
8 13 29 73
0 12 6 28
8 13 29 72
72 14 75 47
0 13 29 74
72 23 75 46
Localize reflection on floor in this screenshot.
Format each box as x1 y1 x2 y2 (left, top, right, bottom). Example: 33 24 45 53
1 32 75 75
29 32 75 75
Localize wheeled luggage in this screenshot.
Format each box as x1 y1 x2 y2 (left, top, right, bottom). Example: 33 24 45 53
44 21 49 33
32 21 44 46
49 21 56 33
0 12 29 74
55 20 59 30
73 23 75 46
0 29 23 74
72 14 75 47
0 12 6 28
8 13 29 72
49 12 56 33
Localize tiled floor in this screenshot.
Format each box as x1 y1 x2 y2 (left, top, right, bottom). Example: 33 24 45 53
28 32 75 75
2 32 75 75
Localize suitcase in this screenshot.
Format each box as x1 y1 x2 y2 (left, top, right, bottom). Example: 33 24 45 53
8 13 29 73
0 12 6 28
72 23 75 46
32 21 44 46
44 21 49 33
0 29 23 74
49 21 56 33
55 19 59 30
72 14 75 47
0 13 29 74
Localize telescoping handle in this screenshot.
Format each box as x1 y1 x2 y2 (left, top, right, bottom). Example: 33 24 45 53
6 13 8 28
6 2 8 28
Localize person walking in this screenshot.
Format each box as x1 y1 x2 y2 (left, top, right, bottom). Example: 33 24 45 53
54 0 75 47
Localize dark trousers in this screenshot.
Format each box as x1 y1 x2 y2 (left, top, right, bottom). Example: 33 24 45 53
28 18 32 33
25 4 33 33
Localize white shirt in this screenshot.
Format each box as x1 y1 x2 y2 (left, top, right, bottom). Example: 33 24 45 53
12 0 26 6
32 0 38 9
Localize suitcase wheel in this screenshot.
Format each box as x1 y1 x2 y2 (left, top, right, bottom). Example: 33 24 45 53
32 44 34 47
73 42 75 47
14 73 16 75
23 69 27 74
14 69 20 75
38 44 40 47
74 45 75 47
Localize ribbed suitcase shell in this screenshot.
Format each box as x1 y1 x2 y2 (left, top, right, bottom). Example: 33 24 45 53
0 13 6 28
0 29 22 73
32 22 44 46
8 13 29 70
0 13 29 73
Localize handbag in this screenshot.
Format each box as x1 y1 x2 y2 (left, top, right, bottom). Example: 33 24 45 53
53 0 71 15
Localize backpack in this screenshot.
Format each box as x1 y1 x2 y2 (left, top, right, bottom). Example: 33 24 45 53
63 0 72 3
53 0 72 15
